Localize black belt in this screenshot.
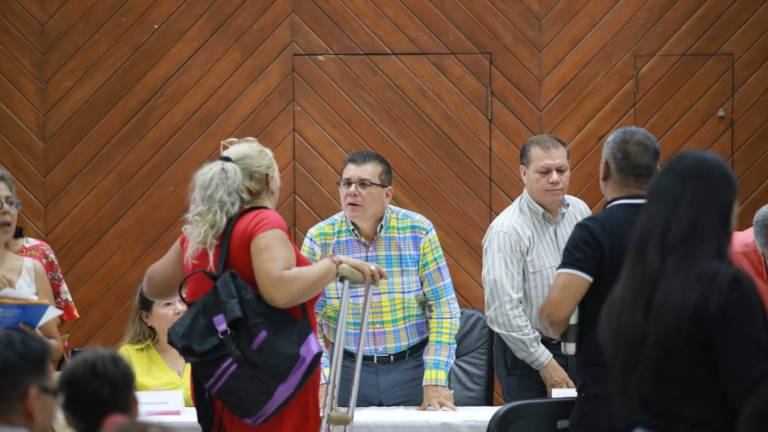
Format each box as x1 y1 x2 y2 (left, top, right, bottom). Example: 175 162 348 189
344 339 428 364
541 336 561 344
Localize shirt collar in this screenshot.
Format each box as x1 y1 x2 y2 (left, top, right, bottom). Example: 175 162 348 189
605 195 647 208
762 253 768 281
522 188 569 223
345 206 391 244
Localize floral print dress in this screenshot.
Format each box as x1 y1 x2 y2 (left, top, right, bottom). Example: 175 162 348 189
15 237 79 321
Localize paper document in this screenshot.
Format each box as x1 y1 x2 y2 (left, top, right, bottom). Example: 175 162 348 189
551 388 577 398
0 296 63 329
136 391 185 416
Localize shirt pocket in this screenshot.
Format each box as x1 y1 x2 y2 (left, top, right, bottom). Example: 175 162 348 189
525 255 559 275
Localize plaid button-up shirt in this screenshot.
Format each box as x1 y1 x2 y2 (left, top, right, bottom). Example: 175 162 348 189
301 205 461 386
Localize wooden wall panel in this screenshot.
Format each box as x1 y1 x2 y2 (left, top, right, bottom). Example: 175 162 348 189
1 0 766 405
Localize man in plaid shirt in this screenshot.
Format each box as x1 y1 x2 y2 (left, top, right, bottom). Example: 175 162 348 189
301 150 461 410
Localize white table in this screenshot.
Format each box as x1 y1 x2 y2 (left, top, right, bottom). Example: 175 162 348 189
141 406 499 432
345 406 499 432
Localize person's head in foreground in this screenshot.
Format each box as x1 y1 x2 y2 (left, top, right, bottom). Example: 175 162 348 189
59 349 137 432
0 331 56 432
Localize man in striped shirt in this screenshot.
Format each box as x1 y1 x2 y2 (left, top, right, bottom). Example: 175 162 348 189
301 150 460 410
483 135 590 401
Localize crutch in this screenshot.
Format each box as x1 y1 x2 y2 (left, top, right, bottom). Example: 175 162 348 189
320 263 375 432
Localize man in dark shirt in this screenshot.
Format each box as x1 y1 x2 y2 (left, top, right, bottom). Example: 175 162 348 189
539 126 660 432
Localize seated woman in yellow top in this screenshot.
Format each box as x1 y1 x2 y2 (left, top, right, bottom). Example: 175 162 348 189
119 285 193 406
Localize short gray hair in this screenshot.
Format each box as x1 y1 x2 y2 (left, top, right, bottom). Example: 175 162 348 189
754 204 768 254
602 126 660 188
0 168 17 196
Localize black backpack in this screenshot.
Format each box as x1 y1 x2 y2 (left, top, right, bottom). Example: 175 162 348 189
168 207 322 429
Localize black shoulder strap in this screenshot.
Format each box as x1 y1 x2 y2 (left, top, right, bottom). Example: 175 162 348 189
184 206 310 320
177 206 267 306
216 206 267 274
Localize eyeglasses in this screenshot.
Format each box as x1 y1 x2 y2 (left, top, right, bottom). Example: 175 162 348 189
0 197 21 212
336 179 388 191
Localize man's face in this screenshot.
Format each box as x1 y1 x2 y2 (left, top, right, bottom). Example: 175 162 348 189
339 162 392 227
520 146 571 214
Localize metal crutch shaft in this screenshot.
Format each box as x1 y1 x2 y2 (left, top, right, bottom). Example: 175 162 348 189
344 281 374 426
321 264 371 432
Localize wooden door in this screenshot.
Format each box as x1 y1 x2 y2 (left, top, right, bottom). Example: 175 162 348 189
634 54 734 164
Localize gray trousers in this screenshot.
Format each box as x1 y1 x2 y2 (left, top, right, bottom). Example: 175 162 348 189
334 348 425 407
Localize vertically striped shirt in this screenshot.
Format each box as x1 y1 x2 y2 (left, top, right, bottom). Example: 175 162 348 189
301 205 461 386
482 189 591 369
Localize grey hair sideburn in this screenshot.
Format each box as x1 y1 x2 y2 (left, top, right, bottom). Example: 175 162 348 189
753 204 768 254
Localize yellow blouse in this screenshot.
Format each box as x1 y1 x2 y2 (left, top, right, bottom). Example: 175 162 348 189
118 343 193 407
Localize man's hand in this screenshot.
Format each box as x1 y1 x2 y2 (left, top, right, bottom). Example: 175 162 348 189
319 383 327 413
538 358 575 397
418 385 456 411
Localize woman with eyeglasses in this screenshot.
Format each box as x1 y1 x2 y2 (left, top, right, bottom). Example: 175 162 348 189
0 168 63 365
119 285 193 407
1 167 79 325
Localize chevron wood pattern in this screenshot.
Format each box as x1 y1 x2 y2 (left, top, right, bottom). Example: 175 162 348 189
1 0 766 404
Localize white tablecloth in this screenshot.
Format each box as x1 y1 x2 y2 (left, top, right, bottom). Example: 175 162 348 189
141 406 499 432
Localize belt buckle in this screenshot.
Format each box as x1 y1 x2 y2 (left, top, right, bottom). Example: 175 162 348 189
373 354 394 364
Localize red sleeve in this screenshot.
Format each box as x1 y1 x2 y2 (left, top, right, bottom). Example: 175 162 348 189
239 209 289 241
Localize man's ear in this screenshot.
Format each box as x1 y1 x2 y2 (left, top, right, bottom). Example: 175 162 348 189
519 165 528 183
600 159 610 183
384 186 393 203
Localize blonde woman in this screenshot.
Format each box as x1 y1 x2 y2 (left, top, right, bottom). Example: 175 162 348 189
119 286 192 406
143 138 385 432
0 168 63 365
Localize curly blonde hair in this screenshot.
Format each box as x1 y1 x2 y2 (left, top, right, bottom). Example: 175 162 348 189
182 138 280 266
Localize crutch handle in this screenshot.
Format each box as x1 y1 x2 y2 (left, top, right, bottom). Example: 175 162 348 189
326 410 353 426
337 263 366 284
